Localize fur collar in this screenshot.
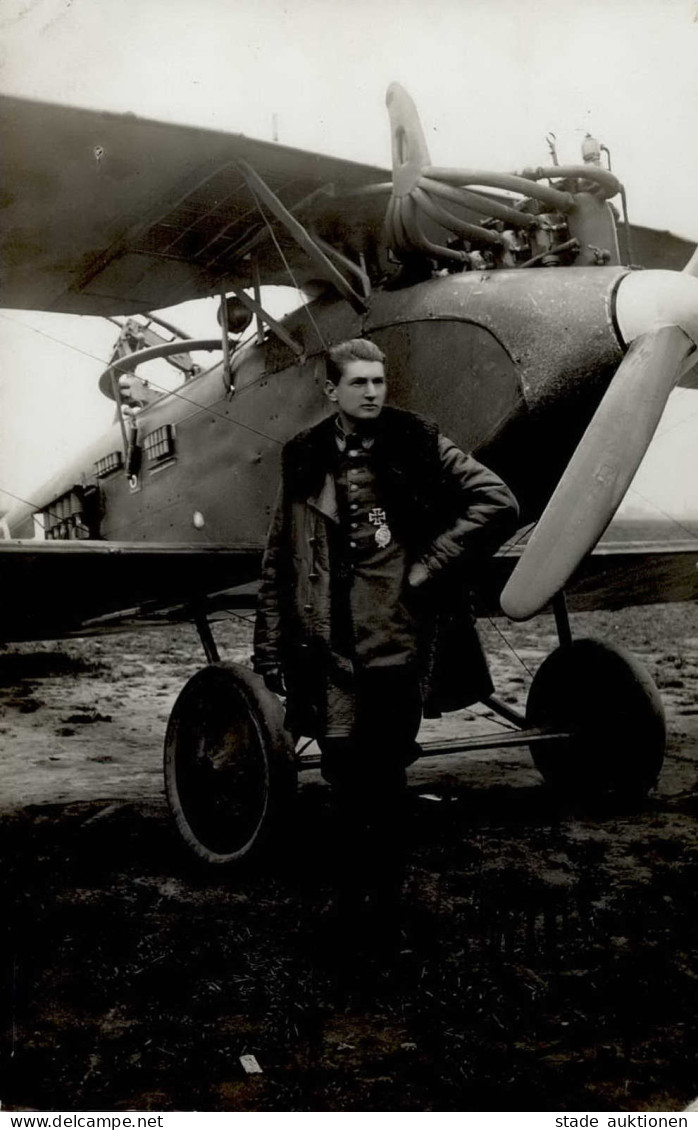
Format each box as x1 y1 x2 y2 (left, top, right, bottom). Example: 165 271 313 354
282 406 439 500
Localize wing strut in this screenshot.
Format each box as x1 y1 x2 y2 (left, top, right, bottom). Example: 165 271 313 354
237 159 368 315
224 283 306 358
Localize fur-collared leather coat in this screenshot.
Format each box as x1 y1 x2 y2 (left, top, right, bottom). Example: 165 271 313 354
253 406 519 736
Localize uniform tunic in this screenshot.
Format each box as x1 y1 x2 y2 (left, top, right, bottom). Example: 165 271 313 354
333 429 419 669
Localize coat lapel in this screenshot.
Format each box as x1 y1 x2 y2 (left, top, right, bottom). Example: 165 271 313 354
308 472 339 523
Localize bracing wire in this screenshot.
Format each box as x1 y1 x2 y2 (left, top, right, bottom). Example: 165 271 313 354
482 529 543 683
245 183 330 353
0 312 112 366
485 616 537 680
221 608 257 626
0 484 54 521
0 311 283 447
118 369 282 444
652 388 698 444
624 483 698 542
498 521 536 554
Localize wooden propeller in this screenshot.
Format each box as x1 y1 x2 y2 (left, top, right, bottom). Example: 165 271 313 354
500 265 698 620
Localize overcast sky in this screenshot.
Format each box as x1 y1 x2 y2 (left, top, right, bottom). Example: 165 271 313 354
1 0 697 521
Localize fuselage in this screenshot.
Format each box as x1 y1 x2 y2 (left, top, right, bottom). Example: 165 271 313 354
7 265 628 547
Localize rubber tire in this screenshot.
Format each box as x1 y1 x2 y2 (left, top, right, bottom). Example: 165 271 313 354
526 637 665 800
164 662 297 864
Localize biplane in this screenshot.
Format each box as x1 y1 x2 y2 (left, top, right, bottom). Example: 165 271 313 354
2 84 698 863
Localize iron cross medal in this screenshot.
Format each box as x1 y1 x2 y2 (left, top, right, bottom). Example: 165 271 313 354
368 507 392 547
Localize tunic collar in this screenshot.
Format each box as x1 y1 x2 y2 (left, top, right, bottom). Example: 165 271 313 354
334 415 376 454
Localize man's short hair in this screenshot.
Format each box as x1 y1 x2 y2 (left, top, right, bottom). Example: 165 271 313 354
326 338 386 385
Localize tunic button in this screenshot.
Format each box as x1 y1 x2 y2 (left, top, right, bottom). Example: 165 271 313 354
303 603 313 612
349 541 356 548
349 484 358 492
350 503 358 511
350 522 358 529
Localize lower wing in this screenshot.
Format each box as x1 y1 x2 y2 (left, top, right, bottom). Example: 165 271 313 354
2 530 697 642
0 540 262 642
479 529 698 617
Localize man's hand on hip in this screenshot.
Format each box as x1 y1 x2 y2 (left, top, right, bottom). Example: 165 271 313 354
407 561 430 588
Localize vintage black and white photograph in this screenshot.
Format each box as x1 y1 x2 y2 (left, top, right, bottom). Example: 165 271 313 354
2 0 698 1115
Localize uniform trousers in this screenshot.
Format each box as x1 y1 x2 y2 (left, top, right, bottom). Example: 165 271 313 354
318 664 422 912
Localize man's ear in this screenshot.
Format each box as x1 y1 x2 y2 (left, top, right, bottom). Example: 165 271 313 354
324 380 338 402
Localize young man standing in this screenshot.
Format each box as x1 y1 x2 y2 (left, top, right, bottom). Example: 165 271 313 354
253 338 518 936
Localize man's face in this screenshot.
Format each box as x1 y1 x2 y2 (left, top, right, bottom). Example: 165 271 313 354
326 360 387 429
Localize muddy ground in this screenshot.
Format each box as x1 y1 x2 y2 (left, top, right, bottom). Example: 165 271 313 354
3 604 698 1112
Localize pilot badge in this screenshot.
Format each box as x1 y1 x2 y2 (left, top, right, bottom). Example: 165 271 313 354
369 507 392 548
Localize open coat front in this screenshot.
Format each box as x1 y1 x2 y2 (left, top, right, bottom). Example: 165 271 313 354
253 407 519 737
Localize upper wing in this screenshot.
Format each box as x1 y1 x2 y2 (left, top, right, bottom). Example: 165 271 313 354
0 94 388 316
630 225 697 272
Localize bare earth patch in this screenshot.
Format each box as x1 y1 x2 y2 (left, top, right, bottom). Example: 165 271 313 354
2 605 698 1111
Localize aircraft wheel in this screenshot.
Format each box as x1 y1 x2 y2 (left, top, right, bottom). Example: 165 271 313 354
525 637 665 800
164 662 297 864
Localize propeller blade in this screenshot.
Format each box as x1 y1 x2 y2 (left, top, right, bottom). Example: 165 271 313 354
681 250 698 380
500 324 694 620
